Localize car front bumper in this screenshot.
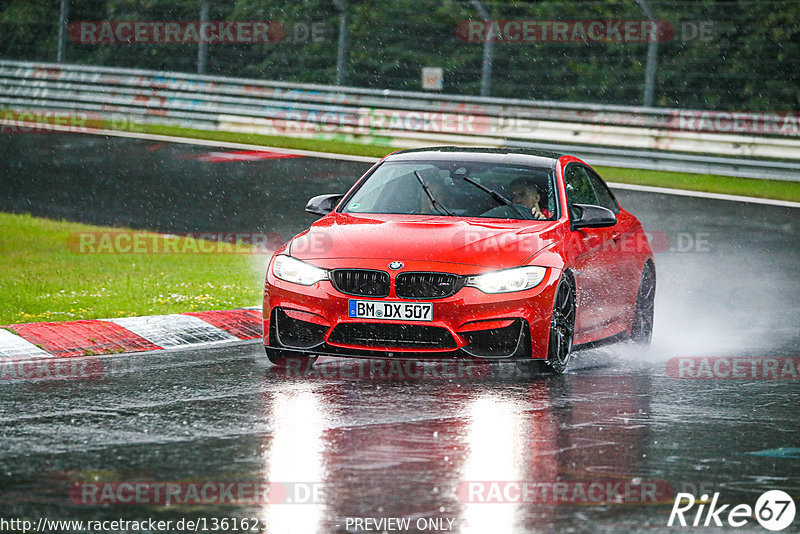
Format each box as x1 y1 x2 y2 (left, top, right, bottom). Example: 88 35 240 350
263 258 561 360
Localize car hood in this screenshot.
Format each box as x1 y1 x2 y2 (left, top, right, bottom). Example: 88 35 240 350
287 212 562 269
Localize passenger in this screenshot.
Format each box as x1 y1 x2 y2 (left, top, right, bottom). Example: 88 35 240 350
510 177 552 220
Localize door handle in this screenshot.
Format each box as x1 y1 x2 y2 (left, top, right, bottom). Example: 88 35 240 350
612 231 622 241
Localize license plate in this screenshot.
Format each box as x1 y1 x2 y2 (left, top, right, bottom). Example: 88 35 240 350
348 300 433 321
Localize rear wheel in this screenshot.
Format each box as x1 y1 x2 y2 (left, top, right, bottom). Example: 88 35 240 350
630 263 656 346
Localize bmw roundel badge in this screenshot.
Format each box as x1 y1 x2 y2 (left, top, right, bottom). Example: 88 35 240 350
389 261 404 270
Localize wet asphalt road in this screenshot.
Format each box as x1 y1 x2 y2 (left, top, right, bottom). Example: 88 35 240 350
1 133 800 533
0 133 366 238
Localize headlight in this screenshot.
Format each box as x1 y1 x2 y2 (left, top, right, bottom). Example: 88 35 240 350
465 266 546 293
272 255 329 285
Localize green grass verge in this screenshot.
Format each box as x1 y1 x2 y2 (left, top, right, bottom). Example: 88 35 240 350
595 166 800 203
123 122 398 159
0 213 266 325
125 122 800 202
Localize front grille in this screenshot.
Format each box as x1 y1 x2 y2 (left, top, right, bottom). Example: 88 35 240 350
395 272 463 299
331 269 390 297
328 323 457 349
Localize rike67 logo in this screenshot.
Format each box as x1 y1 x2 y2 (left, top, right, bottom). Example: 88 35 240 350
669 490 796 531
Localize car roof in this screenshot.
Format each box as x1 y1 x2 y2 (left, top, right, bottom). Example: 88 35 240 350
385 146 564 169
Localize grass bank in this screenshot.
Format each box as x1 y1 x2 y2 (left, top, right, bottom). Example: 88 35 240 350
0 213 266 325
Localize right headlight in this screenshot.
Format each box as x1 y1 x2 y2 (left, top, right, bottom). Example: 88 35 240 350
465 266 547 293
272 255 329 286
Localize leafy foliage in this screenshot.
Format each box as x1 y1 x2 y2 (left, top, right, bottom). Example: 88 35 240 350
0 0 798 110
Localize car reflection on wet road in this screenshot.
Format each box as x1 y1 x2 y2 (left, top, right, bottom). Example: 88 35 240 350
1 343 799 533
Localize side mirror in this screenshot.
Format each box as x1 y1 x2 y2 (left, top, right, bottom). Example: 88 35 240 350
570 203 617 230
306 194 344 216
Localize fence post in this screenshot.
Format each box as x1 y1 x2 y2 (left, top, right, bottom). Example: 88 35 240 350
471 0 493 97
637 0 659 107
333 0 349 86
57 0 70 62
197 0 210 74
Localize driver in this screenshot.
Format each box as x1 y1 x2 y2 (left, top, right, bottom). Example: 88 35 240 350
510 177 552 220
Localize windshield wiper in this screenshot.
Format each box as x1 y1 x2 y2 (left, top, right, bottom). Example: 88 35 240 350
461 175 529 219
413 171 454 216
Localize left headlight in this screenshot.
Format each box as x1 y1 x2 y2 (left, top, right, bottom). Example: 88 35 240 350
272 255 329 285
465 266 547 293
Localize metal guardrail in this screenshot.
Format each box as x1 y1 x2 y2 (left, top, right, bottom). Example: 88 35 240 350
1 59 799 181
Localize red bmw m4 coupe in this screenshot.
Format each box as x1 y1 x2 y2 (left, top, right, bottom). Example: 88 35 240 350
263 147 655 373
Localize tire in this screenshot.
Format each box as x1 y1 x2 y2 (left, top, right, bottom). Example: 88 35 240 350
630 263 656 346
540 275 576 374
265 348 318 369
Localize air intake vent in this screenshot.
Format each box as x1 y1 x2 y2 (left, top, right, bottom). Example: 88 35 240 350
328 323 457 349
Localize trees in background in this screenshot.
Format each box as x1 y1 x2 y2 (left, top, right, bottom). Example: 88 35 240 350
0 0 797 111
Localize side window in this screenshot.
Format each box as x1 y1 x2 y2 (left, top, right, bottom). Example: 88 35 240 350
564 165 599 217
585 168 620 214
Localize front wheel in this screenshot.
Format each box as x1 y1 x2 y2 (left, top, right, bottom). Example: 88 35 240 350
516 276 576 375
630 263 655 346
541 275 576 374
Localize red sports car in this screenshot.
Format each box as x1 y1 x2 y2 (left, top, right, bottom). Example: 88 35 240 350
263 147 655 373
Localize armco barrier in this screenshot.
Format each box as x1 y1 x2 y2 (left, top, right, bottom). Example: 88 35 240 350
1 59 799 181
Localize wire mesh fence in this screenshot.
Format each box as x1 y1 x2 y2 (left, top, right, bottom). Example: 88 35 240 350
0 0 797 111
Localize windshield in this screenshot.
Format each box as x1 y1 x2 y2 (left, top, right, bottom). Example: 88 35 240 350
341 160 558 220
